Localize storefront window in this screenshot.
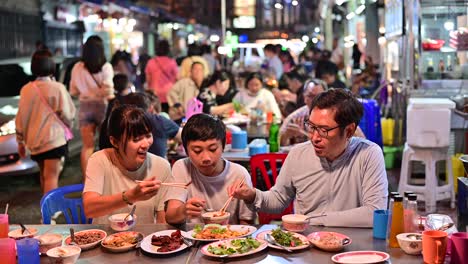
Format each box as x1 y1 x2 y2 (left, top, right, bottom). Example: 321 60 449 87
420 3 468 80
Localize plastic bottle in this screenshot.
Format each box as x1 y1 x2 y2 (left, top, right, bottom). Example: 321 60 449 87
386 191 399 240
388 195 404 248
403 191 414 208
269 118 279 153
404 194 418 233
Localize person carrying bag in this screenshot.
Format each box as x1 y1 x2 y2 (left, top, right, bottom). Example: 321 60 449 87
15 49 76 195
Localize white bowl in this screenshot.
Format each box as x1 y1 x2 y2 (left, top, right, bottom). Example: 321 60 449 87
8 227 39 239
108 213 137 231
282 214 308 232
36 233 63 254
396 233 423 255
46 245 81 264
201 211 230 225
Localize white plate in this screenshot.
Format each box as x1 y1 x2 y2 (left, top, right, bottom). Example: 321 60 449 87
184 225 257 242
140 230 189 255
64 229 107 251
101 231 144 253
201 238 268 258
331 251 390 264
256 230 309 251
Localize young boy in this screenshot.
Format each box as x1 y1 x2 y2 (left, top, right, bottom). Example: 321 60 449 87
164 114 255 225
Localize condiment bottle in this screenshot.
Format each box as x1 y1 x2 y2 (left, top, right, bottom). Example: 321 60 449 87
388 195 404 248
404 194 418 233
386 191 400 240
269 117 279 153
403 191 414 208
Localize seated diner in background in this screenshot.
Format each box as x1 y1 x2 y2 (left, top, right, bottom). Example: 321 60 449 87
233 72 282 119
197 70 236 116
164 114 256 225
280 79 365 146
229 89 388 227
83 105 172 224
167 62 205 122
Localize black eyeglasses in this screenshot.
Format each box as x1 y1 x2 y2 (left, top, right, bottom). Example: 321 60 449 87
303 121 342 138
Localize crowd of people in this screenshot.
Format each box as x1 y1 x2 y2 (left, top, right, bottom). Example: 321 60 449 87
15 35 387 227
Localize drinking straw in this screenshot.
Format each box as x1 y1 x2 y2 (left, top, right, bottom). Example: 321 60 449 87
4 203 9 214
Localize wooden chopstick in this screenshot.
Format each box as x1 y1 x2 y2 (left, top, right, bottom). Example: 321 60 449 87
220 178 246 213
134 180 190 189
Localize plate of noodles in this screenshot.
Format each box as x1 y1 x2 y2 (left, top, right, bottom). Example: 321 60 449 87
183 224 257 242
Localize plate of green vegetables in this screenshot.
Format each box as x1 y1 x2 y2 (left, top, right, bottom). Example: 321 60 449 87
201 237 268 258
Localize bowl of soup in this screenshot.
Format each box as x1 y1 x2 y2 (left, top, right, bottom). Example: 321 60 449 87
108 213 137 231
8 227 39 239
37 233 63 254
282 214 308 232
46 245 81 264
201 211 230 225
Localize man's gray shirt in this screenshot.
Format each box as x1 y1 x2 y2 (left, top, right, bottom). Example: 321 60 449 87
253 137 388 227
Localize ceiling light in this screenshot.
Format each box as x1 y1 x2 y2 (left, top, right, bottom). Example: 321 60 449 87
302 35 310 42
274 3 283 9
292 0 298 6
346 12 355 20
355 5 365 15
444 21 454 31
314 27 320 33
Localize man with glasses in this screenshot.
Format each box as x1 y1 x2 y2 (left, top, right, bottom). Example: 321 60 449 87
280 80 364 146
229 89 388 227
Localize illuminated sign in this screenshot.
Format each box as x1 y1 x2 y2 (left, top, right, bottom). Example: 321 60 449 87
233 16 256 28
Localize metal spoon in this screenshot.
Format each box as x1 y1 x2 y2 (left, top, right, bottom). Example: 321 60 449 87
69 228 77 245
342 238 351 246
265 233 293 252
19 223 30 235
124 205 137 222
406 234 422 240
437 223 454 232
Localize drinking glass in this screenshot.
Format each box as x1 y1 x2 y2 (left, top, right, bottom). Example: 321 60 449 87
0 238 16 264
16 238 40 264
0 214 8 238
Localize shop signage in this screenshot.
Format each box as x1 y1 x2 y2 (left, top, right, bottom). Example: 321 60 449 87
234 0 256 16
233 16 256 28
385 0 404 38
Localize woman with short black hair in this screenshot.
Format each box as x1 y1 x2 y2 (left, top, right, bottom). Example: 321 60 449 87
83 104 172 224
16 49 76 195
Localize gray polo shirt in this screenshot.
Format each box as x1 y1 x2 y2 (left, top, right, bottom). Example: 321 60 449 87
253 137 388 227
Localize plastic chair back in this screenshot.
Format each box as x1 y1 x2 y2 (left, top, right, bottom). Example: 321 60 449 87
250 153 293 224
359 99 383 148
185 97 203 120
40 184 91 224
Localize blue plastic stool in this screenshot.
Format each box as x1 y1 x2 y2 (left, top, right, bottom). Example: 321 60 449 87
40 184 92 224
359 99 383 148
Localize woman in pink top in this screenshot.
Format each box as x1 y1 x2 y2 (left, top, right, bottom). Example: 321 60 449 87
145 39 178 113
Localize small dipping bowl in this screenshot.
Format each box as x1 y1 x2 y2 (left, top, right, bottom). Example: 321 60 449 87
8 227 39 240
46 245 81 264
201 211 230 225
396 233 423 255
108 213 137 231
37 233 63 254
282 214 308 232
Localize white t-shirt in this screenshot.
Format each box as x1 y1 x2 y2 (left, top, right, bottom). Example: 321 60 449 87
233 88 282 118
70 62 114 101
164 158 256 224
83 149 172 224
